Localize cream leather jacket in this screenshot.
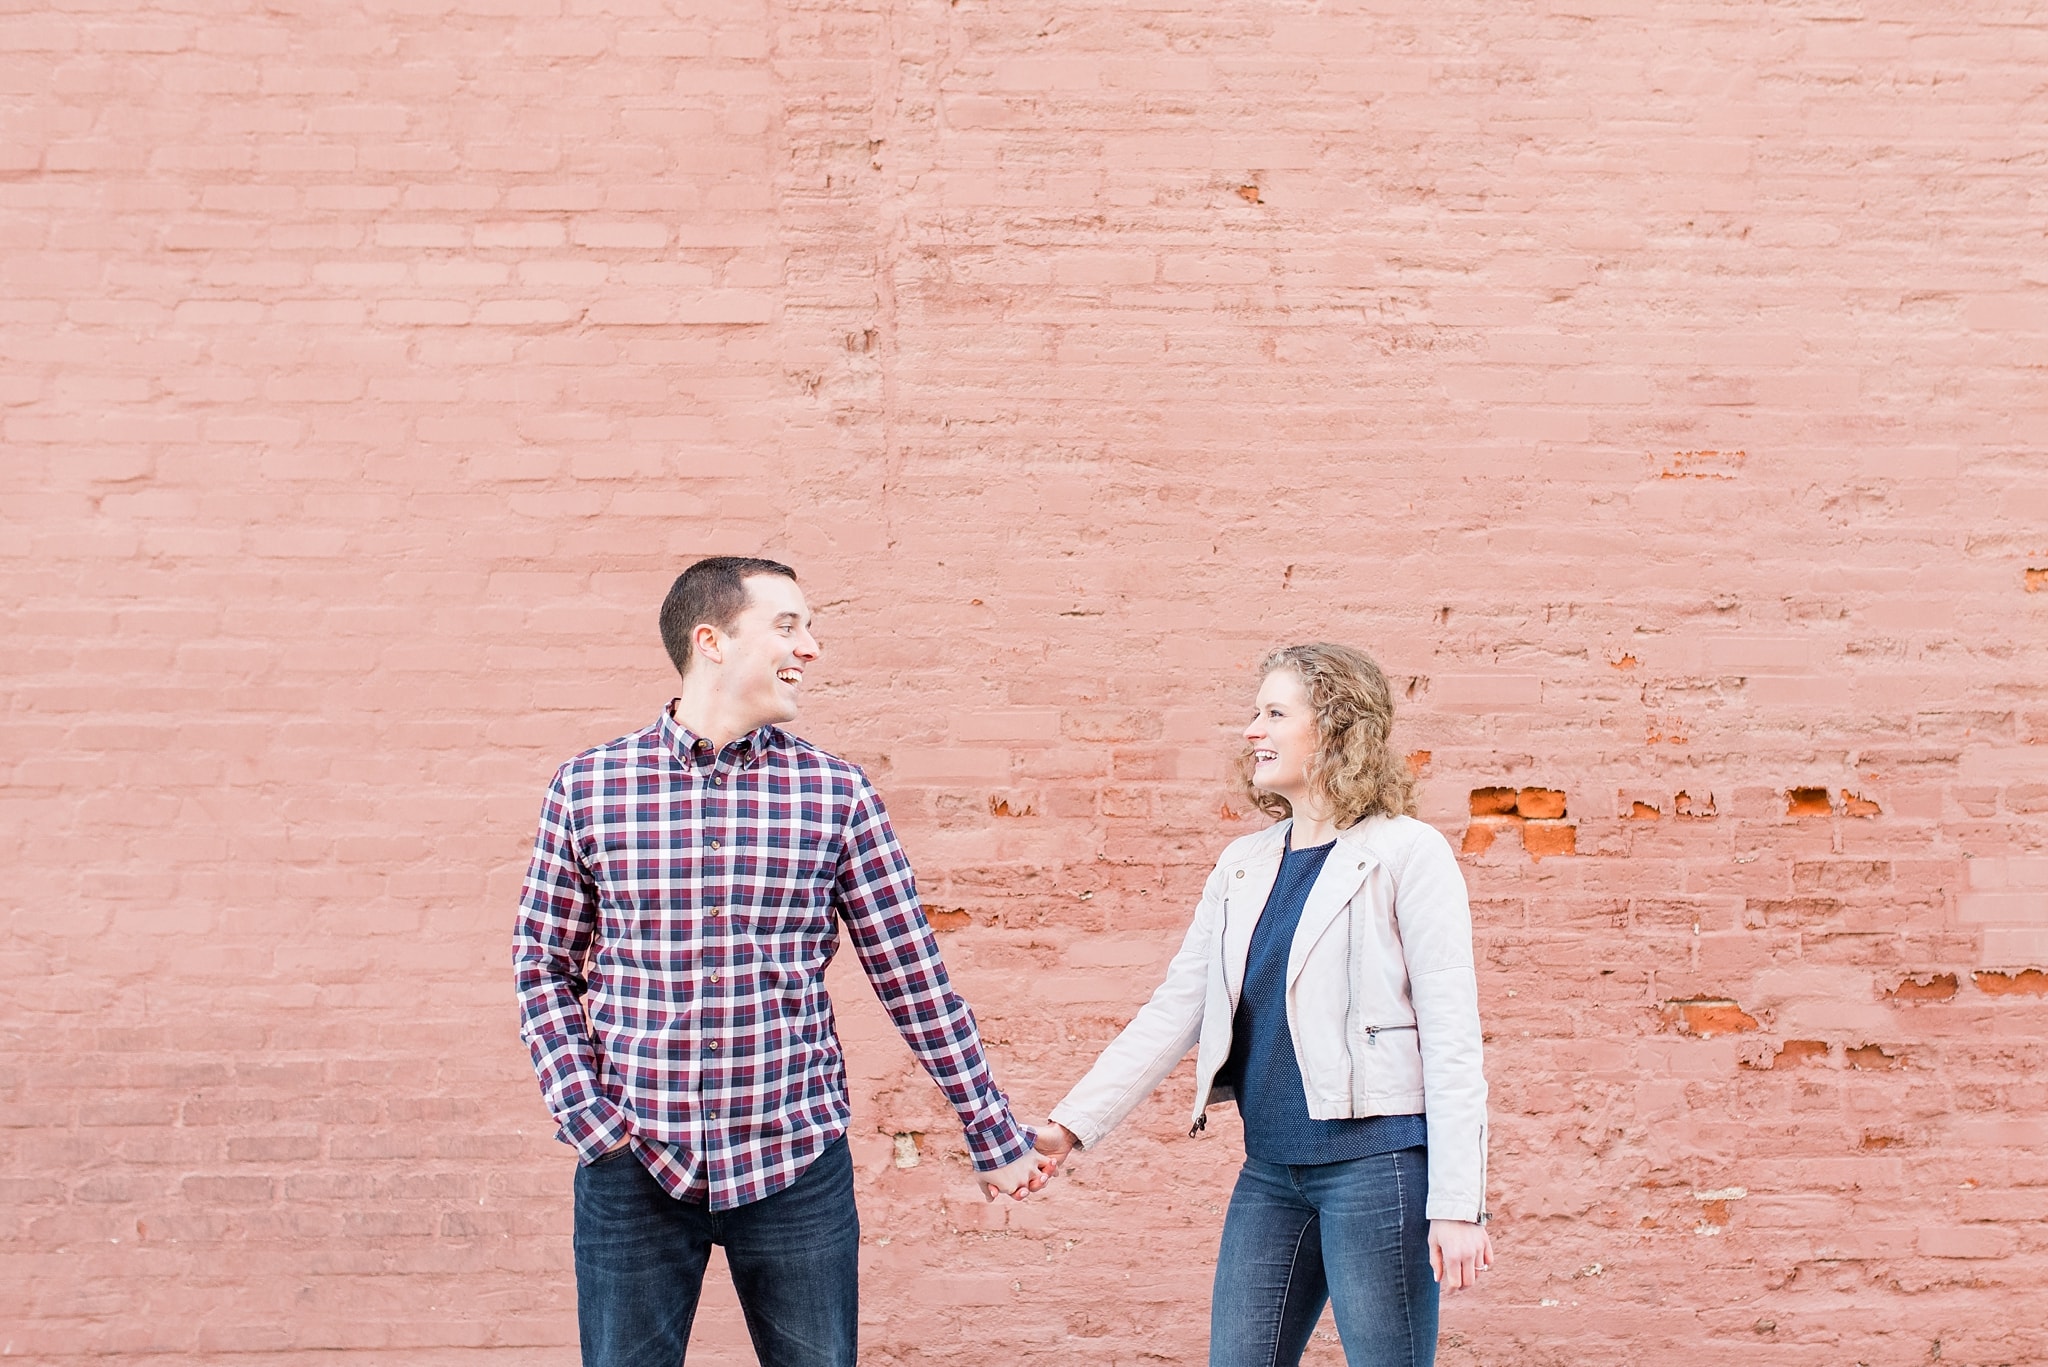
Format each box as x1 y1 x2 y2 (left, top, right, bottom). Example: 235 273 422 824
1047 814 1488 1222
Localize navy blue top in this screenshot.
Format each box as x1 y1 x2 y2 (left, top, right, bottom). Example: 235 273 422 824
1221 836 1427 1165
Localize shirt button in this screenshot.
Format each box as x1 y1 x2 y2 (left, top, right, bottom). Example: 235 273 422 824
710 973 720 983
708 1041 719 1051
713 777 724 786
708 907 721 917
708 840 721 851
1235 870 1245 878
709 1111 718 1120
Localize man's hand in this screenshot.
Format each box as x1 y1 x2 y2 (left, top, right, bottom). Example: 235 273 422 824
1428 1219 1493 1293
978 1152 1046 1203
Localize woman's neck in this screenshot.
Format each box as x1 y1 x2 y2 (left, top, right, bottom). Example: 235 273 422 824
1288 806 1340 849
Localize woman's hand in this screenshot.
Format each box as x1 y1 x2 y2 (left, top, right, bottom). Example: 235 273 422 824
1033 1121 1080 1179
1428 1219 1493 1293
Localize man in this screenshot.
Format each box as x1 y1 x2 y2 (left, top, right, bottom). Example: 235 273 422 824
514 556 1044 1367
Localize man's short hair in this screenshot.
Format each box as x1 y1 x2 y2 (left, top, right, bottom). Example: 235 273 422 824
659 556 798 679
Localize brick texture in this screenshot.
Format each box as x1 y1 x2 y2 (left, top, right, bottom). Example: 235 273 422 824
5 1 2047 1363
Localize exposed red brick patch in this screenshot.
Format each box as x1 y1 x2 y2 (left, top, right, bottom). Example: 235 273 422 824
1611 653 1639 670
1692 1187 1745 1228
1628 800 1661 820
1846 1044 1902 1070
1523 822 1577 859
1774 1039 1830 1067
988 792 1035 818
1405 750 1431 778
1461 819 1521 856
1786 786 1833 818
1861 1132 1902 1150
1662 997 1761 1037
1236 183 1262 204
1885 973 1957 1002
1466 788 1572 857
1469 786 1518 816
1974 968 2048 996
1674 790 1716 819
2026 567 2047 592
1660 449 1747 480
923 907 972 932
1842 790 1882 817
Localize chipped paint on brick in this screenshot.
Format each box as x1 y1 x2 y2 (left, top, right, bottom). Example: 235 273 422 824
1663 998 1762 1037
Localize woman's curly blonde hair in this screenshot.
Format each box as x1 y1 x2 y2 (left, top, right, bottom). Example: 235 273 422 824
1233 642 1418 827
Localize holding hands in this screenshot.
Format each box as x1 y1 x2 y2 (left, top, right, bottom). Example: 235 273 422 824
977 1122 1072 1202
1032 1120 1079 1172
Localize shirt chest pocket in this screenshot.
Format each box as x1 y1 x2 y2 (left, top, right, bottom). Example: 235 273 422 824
735 833 838 932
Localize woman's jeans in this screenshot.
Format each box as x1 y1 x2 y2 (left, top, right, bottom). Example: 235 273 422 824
573 1134 859 1367
1210 1146 1439 1367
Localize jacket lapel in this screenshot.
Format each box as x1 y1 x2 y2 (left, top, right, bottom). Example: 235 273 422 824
1220 833 1285 996
1285 831 1380 986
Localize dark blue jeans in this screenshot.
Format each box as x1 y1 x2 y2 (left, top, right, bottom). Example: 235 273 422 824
573 1135 859 1367
1210 1146 1438 1367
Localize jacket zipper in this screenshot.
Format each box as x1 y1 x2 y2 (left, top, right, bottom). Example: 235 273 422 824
1364 1024 1417 1045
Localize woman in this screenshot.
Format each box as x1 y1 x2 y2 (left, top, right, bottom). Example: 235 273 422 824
1035 643 1491 1367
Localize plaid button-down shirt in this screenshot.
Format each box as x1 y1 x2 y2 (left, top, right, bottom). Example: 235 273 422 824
514 705 1033 1210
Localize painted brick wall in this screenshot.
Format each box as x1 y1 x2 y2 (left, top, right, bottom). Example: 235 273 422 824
5 1 2046 1363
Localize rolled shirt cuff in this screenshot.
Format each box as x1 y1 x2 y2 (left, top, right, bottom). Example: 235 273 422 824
557 1097 629 1163
963 1110 1036 1173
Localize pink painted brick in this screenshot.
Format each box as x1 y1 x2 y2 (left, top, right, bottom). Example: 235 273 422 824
8 3 2048 1365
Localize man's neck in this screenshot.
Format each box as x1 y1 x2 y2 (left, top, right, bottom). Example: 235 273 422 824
669 692 764 751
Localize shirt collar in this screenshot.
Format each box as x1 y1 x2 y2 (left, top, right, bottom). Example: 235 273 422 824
658 702 779 769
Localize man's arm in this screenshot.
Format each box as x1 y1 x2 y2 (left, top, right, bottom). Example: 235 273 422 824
512 766 629 1162
832 777 1035 1187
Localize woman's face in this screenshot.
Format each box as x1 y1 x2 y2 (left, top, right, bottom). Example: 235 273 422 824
1243 668 1319 806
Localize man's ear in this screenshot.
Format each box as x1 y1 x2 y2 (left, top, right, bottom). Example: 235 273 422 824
692 622 724 667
